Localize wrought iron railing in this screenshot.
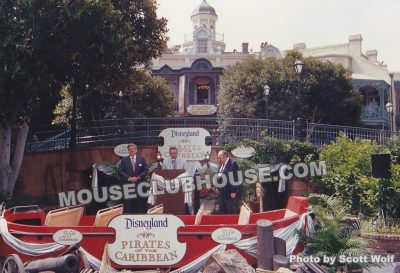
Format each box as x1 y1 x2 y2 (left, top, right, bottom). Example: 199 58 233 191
306 123 400 146
25 117 400 153
361 107 389 121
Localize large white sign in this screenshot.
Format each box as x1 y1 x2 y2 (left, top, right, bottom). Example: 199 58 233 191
158 128 211 160
187 105 217 116
108 215 186 266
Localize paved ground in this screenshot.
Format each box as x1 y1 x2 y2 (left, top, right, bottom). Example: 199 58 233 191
369 263 399 273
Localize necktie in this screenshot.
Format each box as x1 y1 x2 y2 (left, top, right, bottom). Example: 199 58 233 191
220 163 225 172
131 157 136 172
172 159 177 169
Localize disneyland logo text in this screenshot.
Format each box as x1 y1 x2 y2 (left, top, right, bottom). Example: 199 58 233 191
125 217 169 230
58 161 327 207
170 129 200 138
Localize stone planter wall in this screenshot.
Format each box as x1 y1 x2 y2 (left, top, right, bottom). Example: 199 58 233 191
362 233 400 262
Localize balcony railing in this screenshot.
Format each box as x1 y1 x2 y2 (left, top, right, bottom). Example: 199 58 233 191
184 32 224 43
361 107 389 121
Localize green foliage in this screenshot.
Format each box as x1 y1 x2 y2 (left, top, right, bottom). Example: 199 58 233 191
317 133 400 218
0 0 58 127
114 74 173 118
287 140 319 164
1 0 168 127
53 85 81 126
301 194 372 273
317 134 380 216
223 137 318 204
381 163 400 218
386 135 400 161
218 51 362 126
361 217 400 234
54 72 174 122
236 136 318 165
0 0 168 197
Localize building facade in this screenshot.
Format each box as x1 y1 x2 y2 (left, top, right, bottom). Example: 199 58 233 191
285 35 398 130
151 0 281 116
152 0 399 130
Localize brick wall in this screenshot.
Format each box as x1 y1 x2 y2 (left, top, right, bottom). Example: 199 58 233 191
362 233 400 262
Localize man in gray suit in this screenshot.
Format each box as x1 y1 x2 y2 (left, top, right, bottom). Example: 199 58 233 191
162 147 188 171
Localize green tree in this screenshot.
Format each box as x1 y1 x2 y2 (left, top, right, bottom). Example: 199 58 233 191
0 0 168 198
0 0 58 198
53 72 174 123
33 0 168 147
218 51 363 126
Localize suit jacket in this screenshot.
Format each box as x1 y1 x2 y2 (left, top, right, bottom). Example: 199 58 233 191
162 157 188 171
219 158 241 199
118 155 148 183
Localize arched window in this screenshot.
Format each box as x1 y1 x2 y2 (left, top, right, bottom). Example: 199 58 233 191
192 59 212 71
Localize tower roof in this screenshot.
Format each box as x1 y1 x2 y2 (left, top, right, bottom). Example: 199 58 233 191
192 0 217 16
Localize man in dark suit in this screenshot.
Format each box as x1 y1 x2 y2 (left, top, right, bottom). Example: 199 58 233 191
118 143 148 213
217 150 242 214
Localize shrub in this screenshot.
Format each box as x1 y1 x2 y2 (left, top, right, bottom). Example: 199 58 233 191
316 133 400 218
301 194 373 273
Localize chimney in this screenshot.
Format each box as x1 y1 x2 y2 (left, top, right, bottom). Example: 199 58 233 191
349 34 362 56
366 50 378 63
242 43 249 54
293 43 306 50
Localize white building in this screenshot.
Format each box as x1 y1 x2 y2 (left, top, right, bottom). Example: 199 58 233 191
153 0 399 129
284 35 398 129
151 0 281 116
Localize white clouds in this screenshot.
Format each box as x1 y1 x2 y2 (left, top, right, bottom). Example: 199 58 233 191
156 0 400 71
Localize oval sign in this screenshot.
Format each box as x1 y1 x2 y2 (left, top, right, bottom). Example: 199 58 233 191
187 105 217 116
108 215 186 266
158 128 211 161
211 227 242 245
231 145 255 158
114 144 129 157
53 229 83 245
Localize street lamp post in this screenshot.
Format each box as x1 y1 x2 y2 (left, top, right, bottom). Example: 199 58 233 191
294 58 305 140
264 84 270 119
385 102 393 131
118 91 123 119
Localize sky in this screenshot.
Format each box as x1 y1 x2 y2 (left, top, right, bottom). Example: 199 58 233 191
156 0 400 72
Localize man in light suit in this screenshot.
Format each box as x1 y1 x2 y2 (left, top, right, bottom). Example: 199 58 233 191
161 147 191 214
162 147 188 171
217 150 242 214
118 143 148 213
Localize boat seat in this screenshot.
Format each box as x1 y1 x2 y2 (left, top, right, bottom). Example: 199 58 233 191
94 204 123 227
194 203 205 225
284 209 297 218
238 203 252 225
147 203 164 214
44 205 84 227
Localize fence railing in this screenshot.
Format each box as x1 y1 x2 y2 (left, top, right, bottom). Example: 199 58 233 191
25 117 400 153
